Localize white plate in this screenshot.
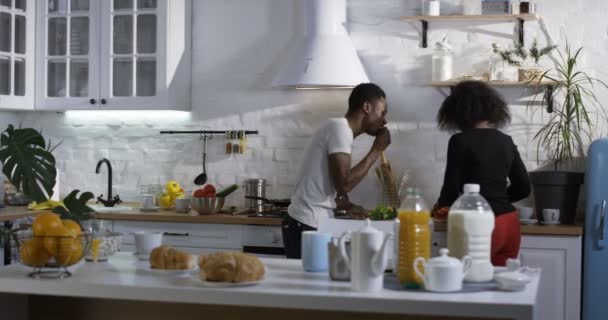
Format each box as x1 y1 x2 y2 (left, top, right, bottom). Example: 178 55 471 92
540 220 560 225
519 219 538 225
142 265 197 275
133 252 150 261
191 273 263 287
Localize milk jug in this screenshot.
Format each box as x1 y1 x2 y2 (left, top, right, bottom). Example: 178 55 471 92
447 184 495 282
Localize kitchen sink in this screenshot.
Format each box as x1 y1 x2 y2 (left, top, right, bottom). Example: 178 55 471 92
89 205 133 213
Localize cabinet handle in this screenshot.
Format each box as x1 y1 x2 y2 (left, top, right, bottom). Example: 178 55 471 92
163 232 189 237
600 200 606 242
101 99 107 105
89 98 96 104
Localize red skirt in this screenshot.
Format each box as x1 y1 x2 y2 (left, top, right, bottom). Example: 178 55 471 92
491 211 521 266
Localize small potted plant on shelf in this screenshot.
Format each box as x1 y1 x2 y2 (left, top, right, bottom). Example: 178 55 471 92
492 39 557 82
528 44 608 224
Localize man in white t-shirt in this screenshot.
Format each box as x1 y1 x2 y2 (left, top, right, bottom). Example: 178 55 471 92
283 83 391 258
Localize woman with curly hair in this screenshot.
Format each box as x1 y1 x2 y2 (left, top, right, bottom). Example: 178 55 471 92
433 80 531 266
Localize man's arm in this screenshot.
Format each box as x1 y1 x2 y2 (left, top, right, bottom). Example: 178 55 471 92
328 128 391 195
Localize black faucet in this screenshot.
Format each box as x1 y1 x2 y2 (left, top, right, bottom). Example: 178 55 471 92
95 158 122 207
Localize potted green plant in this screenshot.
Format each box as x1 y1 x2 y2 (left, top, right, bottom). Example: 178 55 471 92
492 39 557 81
0 125 95 237
528 44 608 224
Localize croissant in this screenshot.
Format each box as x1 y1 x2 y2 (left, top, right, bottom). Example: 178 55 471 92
197 251 265 283
149 245 196 270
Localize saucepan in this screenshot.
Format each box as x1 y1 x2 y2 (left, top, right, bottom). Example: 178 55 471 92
245 196 291 209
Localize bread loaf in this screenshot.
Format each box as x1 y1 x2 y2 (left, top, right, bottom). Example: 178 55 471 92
197 251 265 283
149 245 196 270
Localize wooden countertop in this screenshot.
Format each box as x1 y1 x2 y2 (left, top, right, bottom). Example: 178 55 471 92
0 206 40 222
432 219 583 236
0 206 582 234
0 206 281 226
95 210 282 226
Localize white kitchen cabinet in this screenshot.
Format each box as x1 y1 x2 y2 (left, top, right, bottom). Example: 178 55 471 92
36 0 191 111
111 221 243 252
519 235 582 320
0 0 35 110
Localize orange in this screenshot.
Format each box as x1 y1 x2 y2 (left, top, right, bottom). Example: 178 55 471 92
19 238 51 267
55 239 83 266
43 225 75 257
62 219 82 236
32 212 62 236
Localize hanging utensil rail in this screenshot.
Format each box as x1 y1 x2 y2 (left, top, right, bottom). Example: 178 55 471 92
160 130 259 135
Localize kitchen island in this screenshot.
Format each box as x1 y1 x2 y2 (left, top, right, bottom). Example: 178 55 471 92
0 252 539 320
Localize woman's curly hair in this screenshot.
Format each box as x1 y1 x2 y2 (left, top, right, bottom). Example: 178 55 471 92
436 81 511 131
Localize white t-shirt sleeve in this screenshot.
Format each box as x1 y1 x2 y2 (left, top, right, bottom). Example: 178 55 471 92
327 121 353 155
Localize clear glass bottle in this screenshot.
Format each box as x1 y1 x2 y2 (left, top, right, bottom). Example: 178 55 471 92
397 187 432 288
447 184 495 282
432 37 453 81
489 44 505 81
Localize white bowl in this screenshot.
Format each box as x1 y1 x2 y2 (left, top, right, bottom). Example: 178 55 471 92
494 271 531 291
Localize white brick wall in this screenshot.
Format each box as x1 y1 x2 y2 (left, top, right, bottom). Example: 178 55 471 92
5 0 608 209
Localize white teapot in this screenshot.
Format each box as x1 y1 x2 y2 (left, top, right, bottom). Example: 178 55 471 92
414 248 472 292
339 219 392 292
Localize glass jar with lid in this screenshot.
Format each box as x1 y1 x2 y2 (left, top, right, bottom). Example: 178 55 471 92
432 37 453 82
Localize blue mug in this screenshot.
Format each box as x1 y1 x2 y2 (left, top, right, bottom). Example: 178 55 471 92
302 231 331 272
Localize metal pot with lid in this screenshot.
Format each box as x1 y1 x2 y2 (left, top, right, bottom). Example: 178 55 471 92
243 178 268 212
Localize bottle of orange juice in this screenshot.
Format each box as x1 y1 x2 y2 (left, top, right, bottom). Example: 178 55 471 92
397 187 431 288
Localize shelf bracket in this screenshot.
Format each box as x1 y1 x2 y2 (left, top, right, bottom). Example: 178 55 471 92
517 18 525 46
544 84 554 113
421 20 429 48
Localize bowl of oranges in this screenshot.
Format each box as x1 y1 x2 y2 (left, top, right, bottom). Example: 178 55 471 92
15 212 92 278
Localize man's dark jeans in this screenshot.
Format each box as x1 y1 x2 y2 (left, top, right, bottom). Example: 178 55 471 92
281 215 316 259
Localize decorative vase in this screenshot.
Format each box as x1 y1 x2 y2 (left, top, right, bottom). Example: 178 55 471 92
518 66 544 82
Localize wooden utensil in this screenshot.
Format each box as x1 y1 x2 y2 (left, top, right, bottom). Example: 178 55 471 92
378 152 400 208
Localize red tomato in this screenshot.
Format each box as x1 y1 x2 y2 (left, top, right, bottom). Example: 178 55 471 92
193 185 216 197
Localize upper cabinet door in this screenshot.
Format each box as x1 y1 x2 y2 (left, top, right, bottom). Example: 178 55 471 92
98 0 191 111
0 0 35 110
35 0 190 111
99 0 166 110
36 0 100 110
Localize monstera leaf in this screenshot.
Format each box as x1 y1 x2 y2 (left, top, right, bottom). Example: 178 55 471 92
53 190 95 222
0 125 57 203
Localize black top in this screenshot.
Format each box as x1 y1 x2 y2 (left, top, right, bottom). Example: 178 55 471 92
437 128 531 216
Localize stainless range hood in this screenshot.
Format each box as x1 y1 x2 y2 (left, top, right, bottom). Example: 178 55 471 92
272 0 369 89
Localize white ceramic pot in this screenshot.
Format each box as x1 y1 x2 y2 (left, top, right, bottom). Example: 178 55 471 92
414 248 472 292
339 219 392 292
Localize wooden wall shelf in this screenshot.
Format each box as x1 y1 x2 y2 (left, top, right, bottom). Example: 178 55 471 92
429 80 556 113
401 14 539 48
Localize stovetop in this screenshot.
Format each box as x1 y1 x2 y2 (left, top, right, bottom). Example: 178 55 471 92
247 209 287 218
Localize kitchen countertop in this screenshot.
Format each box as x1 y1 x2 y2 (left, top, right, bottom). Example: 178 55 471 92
0 206 282 226
0 206 583 235
432 219 583 236
0 252 539 320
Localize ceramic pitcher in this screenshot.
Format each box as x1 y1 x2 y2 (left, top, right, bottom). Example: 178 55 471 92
339 219 392 292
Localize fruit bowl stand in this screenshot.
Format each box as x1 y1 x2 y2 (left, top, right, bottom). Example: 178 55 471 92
14 230 93 279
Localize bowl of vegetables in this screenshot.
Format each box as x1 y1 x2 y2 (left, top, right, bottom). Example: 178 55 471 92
369 205 397 220
191 184 238 215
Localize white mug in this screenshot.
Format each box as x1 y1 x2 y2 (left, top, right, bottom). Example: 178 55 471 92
133 231 163 257
542 208 560 223
517 206 534 220
174 198 190 213
141 195 156 209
